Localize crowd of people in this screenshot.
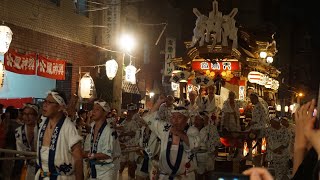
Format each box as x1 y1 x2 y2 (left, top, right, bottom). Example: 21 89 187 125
0 86 319 180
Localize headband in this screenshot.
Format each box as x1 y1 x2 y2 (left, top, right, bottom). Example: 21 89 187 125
271 117 280 122
47 91 66 106
94 100 110 112
171 106 189 118
23 103 39 115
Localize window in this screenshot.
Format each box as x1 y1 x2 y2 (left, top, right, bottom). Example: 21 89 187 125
76 0 89 17
49 0 60 6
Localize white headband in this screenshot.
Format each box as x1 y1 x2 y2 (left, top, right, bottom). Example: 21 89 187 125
171 107 189 118
23 104 39 115
47 91 66 106
94 101 110 112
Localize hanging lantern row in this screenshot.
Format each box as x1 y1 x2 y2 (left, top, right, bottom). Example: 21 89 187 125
248 71 279 90
0 25 13 55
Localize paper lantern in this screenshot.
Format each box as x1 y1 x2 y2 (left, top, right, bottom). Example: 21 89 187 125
285 106 289 112
259 51 267 59
0 62 4 88
105 59 118 80
0 25 13 55
276 104 281 112
248 71 262 84
125 64 137 84
79 73 95 99
266 56 273 63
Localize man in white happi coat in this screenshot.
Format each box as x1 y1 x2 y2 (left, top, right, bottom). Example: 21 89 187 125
265 118 290 180
158 95 176 122
15 103 39 180
119 103 140 179
184 91 199 126
135 120 161 180
221 91 241 132
193 111 221 180
84 100 120 180
143 96 200 180
35 90 83 180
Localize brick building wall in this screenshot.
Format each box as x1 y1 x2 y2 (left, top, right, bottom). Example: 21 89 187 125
0 0 95 44
7 23 100 98
0 0 103 99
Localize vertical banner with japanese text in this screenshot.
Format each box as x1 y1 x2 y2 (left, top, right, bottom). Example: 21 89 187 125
4 50 37 75
37 55 66 80
164 37 176 76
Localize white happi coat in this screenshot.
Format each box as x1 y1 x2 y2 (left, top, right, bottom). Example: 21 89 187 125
221 99 241 132
84 121 121 180
35 117 82 180
196 124 221 174
143 112 200 180
135 126 161 177
15 124 38 180
120 118 140 162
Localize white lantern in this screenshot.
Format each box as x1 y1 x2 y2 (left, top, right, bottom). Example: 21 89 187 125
79 73 94 99
171 82 179 91
105 59 118 80
266 56 273 63
276 104 281 112
248 71 262 84
259 51 267 59
0 62 4 88
0 25 13 55
149 92 155 98
125 64 136 84
285 106 289 112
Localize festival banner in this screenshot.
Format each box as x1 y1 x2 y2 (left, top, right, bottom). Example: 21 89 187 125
4 50 37 75
37 55 66 80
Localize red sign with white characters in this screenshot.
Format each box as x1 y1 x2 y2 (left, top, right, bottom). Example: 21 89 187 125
4 50 37 75
191 60 241 72
37 55 65 80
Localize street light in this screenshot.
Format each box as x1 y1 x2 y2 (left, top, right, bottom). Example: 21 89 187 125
298 92 304 97
119 34 135 52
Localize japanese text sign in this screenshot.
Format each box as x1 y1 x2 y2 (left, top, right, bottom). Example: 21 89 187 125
164 37 176 76
4 50 36 75
37 55 65 80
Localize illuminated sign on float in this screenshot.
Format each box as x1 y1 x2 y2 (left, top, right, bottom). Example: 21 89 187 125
192 59 240 72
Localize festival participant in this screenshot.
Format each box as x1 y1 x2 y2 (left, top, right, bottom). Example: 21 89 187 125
35 90 83 180
185 90 199 126
265 118 290 180
193 111 221 180
221 91 241 132
135 119 161 180
143 96 200 180
15 103 39 180
158 95 176 122
118 103 140 180
84 100 120 180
